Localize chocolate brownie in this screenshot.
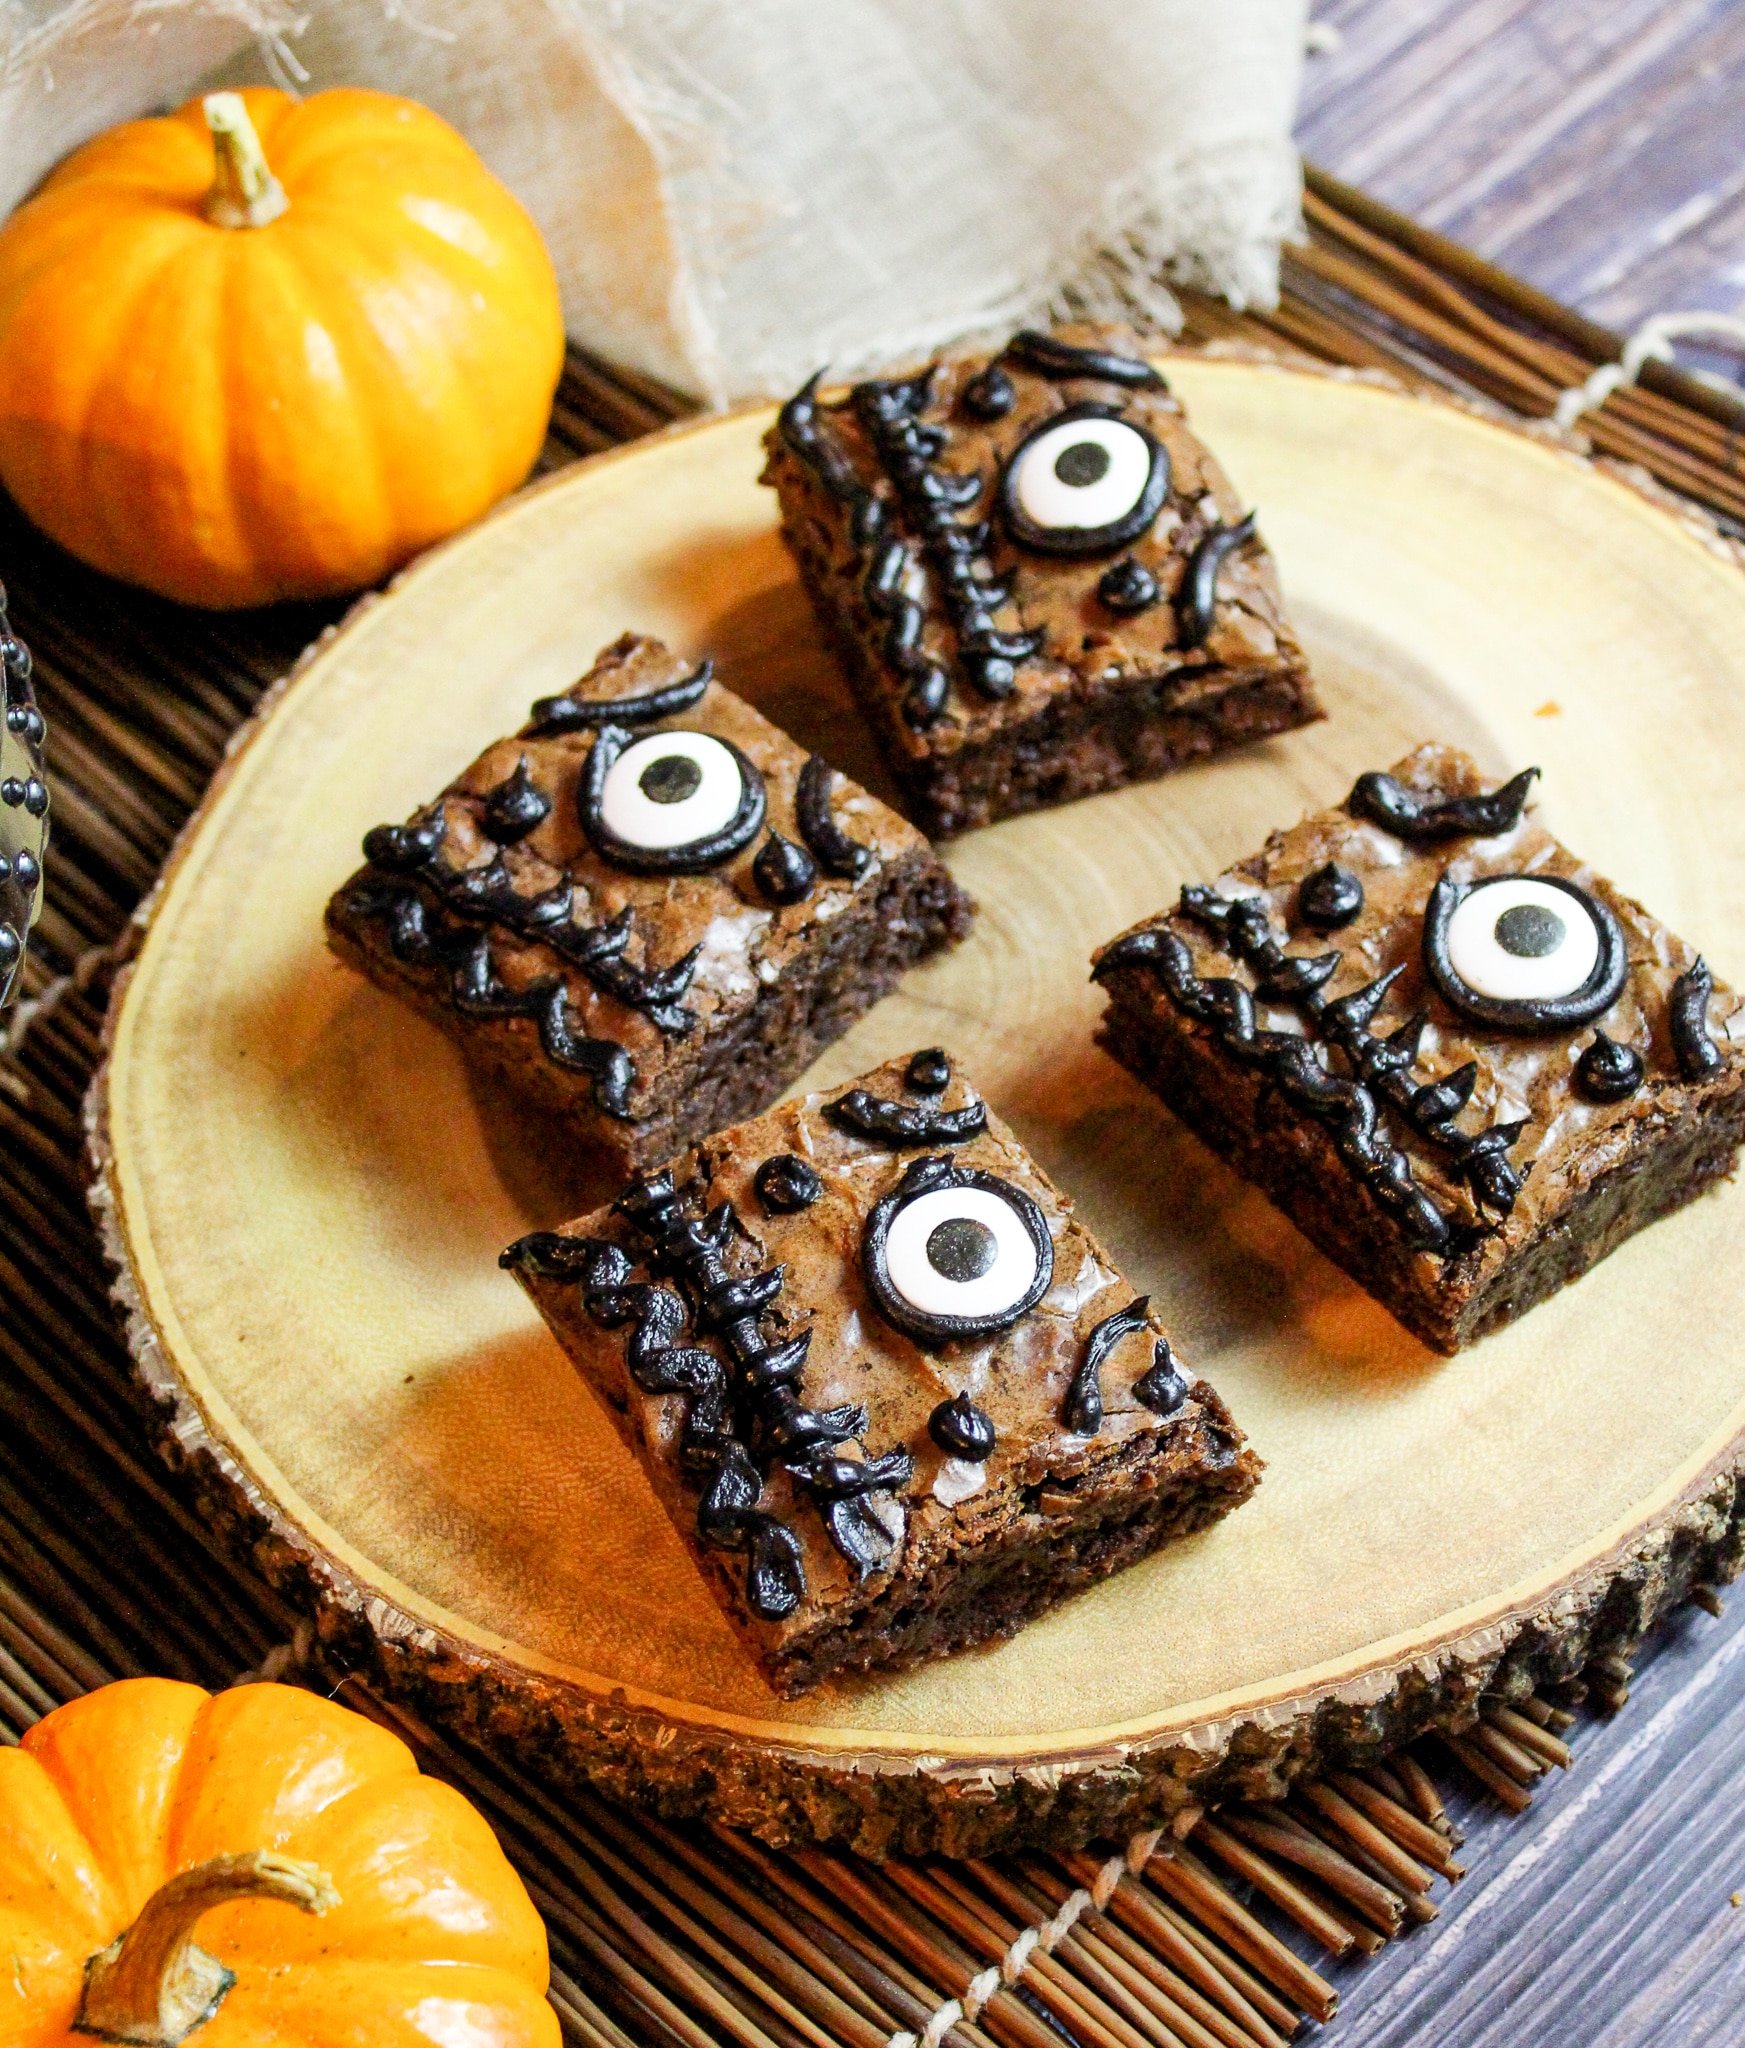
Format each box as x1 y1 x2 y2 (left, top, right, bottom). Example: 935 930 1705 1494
761 323 1321 836
326 635 972 1176
503 1050 1260 1695
1094 743 1745 1353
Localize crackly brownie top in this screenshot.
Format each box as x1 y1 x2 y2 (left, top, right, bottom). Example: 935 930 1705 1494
504 1051 1240 1636
763 323 1299 754
331 634 928 1123
1096 742 1745 1268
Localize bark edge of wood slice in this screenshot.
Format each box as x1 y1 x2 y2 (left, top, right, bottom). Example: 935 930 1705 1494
89 358 1745 1858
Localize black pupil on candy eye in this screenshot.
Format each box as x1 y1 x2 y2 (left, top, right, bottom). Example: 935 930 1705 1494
926 1217 998 1283
1054 441 1110 488
639 754 702 804
1495 903 1565 958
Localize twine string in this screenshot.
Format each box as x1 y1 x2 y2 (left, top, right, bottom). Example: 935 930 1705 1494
1552 310 1745 429
886 1829 1163 2048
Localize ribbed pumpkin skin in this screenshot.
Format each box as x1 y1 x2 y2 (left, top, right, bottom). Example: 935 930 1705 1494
0 1678 560 2046
0 89 564 608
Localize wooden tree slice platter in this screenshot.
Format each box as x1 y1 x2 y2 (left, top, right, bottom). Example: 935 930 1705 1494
92 358 1745 1857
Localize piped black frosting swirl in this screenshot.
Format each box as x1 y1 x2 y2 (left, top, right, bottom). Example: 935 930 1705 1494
753 832 817 904
526 659 712 736
1063 1297 1149 1435
348 881 636 1117
356 802 701 1039
929 1392 996 1461
1576 1031 1645 1102
826 1088 988 1148
1177 513 1257 651
1671 958 1725 1081
1097 884 1533 1249
507 1171 914 1616
1349 766 1538 842
1005 330 1167 389
795 755 873 878
1299 862 1364 931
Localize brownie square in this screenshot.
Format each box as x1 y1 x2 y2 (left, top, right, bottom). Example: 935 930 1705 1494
503 1049 1260 1695
326 634 972 1176
762 323 1321 836
1093 742 1745 1353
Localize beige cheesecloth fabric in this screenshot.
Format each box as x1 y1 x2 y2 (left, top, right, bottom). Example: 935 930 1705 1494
0 0 1307 401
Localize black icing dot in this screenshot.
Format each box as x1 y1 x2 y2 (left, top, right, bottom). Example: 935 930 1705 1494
926 1216 997 1283
928 1393 996 1462
1097 557 1159 614
1576 1031 1645 1103
1299 861 1364 931
1495 903 1565 958
905 1047 952 1094
1054 440 1111 488
639 753 703 805
960 364 1015 420
754 1152 823 1214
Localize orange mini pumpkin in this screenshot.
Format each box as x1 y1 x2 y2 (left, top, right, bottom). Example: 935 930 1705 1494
0 88 564 608
0 1677 558 2046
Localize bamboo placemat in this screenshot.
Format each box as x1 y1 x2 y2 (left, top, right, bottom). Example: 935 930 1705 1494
1 172 1735 2046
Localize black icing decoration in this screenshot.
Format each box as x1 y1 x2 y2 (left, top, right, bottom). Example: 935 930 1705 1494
1422 872 1626 1033
778 371 953 729
1299 862 1364 931
1349 765 1539 842
1576 1031 1645 1102
578 723 766 875
347 881 636 1116
1671 958 1724 1081
929 1392 996 1461
1098 557 1160 614
1133 1338 1188 1417
861 1154 1053 1343
855 373 1045 702
0 585 47 1011
960 364 1016 419
479 756 551 844
356 812 701 1036
1005 330 1167 389
1064 1296 1150 1436
523 1171 916 1604
753 831 817 904
827 1088 988 1148
999 402 1170 557
526 658 712 736
1177 512 1257 650
795 755 872 878
754 1153 823 1214
1096 882 1538 1246
905 1047 952 1094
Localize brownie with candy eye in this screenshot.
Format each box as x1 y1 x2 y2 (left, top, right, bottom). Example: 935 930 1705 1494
502 1049 1260 1696
761 323 1321 837
1093 742 1745 1353
325 634 972 1176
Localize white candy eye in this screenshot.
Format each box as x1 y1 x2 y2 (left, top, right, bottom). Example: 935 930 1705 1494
1424 872 1627 1031
1000 405 1169 555
581 726 765 872
862 1158 1054 1343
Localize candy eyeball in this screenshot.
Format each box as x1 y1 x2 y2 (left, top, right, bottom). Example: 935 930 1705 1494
862 1159 1054 1343
999 405 1169 556
581 726 766 872
1424 871 1626 1031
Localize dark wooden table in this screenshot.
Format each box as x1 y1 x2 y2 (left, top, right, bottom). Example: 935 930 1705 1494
1300 0 1745 334
1299 14 1745 2040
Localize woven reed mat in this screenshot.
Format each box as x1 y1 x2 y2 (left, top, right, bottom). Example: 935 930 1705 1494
2 170 1738 2047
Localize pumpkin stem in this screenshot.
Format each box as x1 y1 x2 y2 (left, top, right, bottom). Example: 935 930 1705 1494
202 93 289 230
73 1851 337 2045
